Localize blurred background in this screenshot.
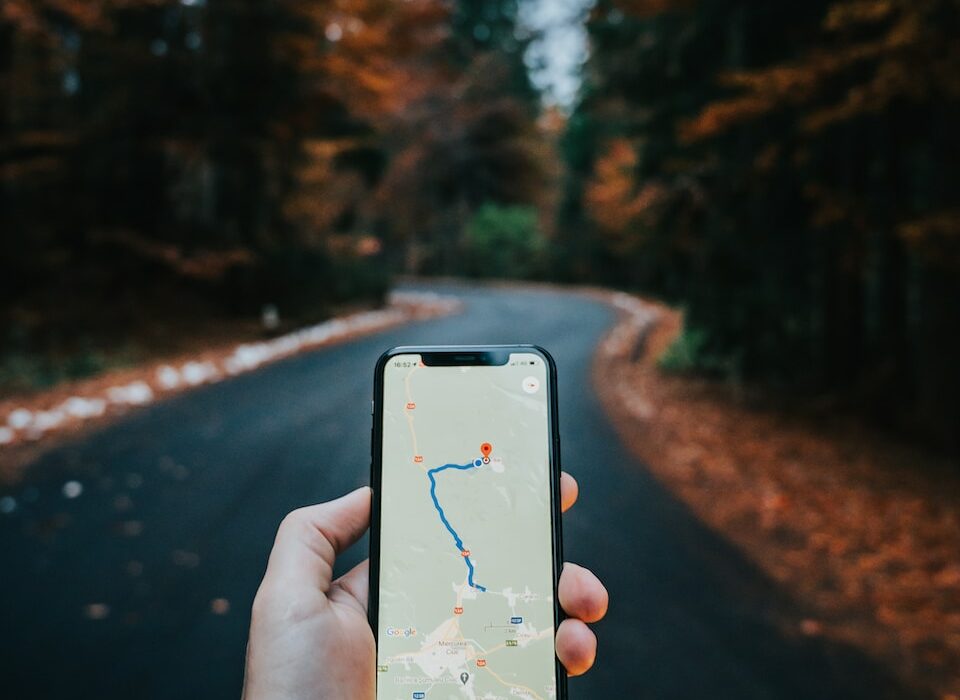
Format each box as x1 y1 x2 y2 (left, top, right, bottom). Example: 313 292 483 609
1 0 958 698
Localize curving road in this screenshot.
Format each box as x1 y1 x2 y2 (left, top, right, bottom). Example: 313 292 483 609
0 283 916 699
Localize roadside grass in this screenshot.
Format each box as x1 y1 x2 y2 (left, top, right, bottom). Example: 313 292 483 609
0 348 136 397
0 291 458 481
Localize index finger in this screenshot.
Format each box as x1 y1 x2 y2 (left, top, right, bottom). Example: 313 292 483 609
561 472 578 513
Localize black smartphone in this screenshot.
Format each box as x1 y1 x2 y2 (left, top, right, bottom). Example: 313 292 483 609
369 345 566 700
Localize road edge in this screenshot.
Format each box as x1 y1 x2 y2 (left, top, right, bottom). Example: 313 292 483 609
0 291 461 481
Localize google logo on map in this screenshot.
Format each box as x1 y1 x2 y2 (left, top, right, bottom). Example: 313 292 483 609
385 626 417 638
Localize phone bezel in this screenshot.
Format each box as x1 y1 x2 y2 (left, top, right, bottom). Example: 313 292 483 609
368 344 567 699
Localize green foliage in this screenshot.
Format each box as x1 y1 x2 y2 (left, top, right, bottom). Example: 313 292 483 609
0 342 134 394
463 204 546 279
657 325 737 377
657 327 709 374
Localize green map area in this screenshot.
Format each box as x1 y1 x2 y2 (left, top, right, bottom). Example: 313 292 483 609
377 353 557 700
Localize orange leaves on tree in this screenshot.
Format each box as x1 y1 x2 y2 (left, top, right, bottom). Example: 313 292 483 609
300 0 451 125
682 0 960 140
273 0 453 256
898 211 960 264
803 183 868 231
282 138 368 245
680 93 778 143
823 0 896 30
585 139 668 254
586 139 638 239
3 0 170 36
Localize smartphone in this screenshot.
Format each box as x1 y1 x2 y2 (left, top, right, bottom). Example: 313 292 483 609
369 345 566 700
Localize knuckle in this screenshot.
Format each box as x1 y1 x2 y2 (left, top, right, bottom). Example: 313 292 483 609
279 507 310 532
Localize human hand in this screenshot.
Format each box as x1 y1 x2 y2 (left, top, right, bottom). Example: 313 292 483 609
242 473 607 700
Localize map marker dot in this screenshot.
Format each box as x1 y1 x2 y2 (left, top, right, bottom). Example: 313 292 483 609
480 442 492 458
460 672 469 685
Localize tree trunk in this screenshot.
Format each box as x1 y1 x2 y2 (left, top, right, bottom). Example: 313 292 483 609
822 232 865 388
914 265 960 454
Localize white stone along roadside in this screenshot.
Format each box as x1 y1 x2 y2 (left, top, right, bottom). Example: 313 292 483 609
0 291 460 450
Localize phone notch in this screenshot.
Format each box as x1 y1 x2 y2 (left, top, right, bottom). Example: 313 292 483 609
420 350 510 366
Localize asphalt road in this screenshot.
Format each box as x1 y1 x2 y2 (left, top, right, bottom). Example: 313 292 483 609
0 284 915 699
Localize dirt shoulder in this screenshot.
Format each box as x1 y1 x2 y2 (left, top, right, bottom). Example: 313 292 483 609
593 294 960 699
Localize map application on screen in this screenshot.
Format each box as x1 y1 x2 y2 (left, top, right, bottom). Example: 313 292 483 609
376 351 558 700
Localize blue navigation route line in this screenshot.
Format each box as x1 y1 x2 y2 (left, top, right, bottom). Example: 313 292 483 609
427 458 487 592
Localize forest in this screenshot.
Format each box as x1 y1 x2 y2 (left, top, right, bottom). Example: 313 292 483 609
2 0 959 450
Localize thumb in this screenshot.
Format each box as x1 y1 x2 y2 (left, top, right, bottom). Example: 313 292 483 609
263 486 372 591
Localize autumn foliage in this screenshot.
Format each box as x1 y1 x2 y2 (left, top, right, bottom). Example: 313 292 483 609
1 0 546 382
564 0 960 449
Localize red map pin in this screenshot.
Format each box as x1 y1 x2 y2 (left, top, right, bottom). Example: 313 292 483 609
480 442 492 458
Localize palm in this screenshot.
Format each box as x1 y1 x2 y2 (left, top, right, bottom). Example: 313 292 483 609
243 502 376 700
273 582 376 699
244 481 606 700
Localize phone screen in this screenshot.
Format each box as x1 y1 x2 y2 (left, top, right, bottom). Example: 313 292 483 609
375 350 559 699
